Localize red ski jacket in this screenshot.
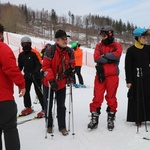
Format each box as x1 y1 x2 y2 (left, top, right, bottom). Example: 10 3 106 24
42 44 75 90
0 41 25 101
94 42 122 77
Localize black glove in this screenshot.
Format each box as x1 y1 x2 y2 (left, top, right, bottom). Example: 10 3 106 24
50 80 58 91
64 68 75 79
95 64 105 82
127 87 134 100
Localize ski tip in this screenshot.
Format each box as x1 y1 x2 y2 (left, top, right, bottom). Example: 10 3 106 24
143 137 150 140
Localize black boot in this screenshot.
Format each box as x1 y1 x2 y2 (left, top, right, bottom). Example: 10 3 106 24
88 111 99 129
107 112 115 131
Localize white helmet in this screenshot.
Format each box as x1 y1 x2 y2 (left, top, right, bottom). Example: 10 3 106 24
21 36 32 45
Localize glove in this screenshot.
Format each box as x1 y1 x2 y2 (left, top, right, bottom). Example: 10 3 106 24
64 68 75 79
127 87 134 100
103 55 116 64
50 80 58 91
95 64 105 82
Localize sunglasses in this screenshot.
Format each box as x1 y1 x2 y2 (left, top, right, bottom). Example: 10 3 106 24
100 32 107 37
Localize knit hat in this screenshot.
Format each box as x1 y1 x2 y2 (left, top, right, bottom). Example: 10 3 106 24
71 42 78 49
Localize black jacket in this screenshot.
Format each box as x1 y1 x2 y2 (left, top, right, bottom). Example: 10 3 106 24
18 49 42 79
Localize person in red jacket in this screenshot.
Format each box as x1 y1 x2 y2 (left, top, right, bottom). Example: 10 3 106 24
42 29 75 136
0 23 25 150
71 42 85 88
88 26 122 131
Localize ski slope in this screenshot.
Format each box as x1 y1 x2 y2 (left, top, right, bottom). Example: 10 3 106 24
2 34 150 150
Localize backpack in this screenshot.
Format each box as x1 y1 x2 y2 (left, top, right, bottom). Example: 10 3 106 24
46 44 73 59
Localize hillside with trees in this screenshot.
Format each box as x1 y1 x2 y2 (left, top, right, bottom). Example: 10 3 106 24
1 2 149 50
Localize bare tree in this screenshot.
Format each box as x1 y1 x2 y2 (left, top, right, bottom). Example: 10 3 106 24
0 3 26 33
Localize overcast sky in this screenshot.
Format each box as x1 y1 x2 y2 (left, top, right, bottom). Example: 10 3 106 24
1 0 150 29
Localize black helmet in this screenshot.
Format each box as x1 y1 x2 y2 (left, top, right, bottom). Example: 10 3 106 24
100 26 113 36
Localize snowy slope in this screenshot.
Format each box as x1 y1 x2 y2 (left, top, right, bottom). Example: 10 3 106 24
2 34 150 150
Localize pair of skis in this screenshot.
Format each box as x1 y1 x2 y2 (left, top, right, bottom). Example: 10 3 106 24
17 112 44 125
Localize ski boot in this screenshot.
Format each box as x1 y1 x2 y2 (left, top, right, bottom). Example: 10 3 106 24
36 110 45 118
107 111 115 131
20 107 34 116
78 84 86 88
88 111 99 129
59 128 69 136
72 83 79 88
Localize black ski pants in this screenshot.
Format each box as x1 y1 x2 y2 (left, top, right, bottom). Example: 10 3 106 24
24 78 44 110
74 66 84 85
0 100 20 150
43 85 67 130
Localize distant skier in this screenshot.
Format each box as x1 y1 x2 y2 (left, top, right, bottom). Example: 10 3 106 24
71 42 85 88
88 26 122 131
40 43 51 60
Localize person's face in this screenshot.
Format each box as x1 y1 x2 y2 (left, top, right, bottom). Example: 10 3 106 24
139 36 148 45
56 37 68 48
22 42 31 47
100 32 108 40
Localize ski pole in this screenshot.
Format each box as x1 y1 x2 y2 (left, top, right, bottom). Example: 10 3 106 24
69 79 75 137
136 68 140 133
51 91 56 139
68 84 71 132
31 75 43 95
45 83 51 139
139 67 148 132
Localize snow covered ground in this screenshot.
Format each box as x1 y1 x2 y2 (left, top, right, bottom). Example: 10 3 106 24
2 34 150 150
14 54 150 150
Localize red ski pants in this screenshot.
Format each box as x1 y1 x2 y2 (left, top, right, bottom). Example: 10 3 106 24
90 75 119 113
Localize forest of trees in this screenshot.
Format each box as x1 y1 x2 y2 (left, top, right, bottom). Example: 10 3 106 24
0 2 139 48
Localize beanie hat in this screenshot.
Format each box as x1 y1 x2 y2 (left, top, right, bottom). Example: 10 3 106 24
55 29 70 38
71 42 78 49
